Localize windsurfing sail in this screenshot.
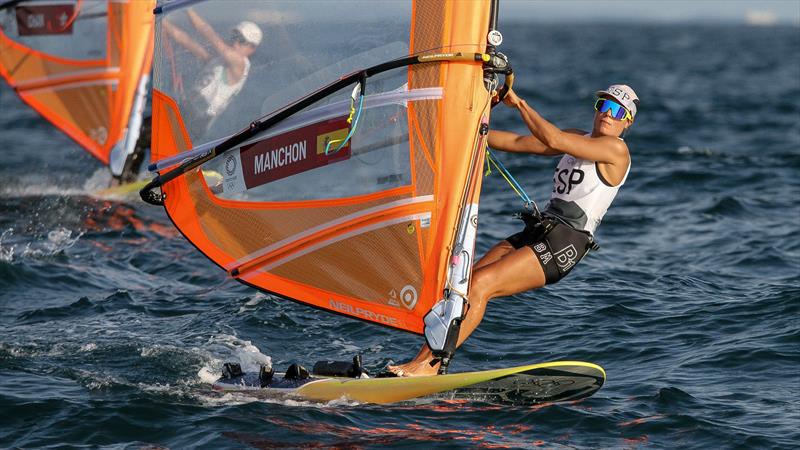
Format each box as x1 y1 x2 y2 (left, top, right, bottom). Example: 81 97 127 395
0 0 155 176
144 0 510 368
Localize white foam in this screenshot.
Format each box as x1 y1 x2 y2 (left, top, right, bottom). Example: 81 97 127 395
329 338 360 354
0 183 87 198
196 334 273 387
197 366 221 384
20 227 82 259
79 343 97 352
0 168 129 200
0 226 83 262
677 145 716 157
72 368 125 391
237 292 269 314
0 228 14 262
140 344 181 358
82 168 114 193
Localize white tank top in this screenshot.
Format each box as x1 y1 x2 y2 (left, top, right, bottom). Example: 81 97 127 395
198 57 251 117
545 144 630 235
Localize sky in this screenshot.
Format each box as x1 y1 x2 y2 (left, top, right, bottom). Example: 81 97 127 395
501 0 800 25
154 1 800 26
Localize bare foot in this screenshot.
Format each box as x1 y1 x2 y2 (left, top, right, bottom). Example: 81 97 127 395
386 359 440 377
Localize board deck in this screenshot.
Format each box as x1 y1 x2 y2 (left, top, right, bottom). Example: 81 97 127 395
212 360 605 405
94 171 222 199
93 179 149 198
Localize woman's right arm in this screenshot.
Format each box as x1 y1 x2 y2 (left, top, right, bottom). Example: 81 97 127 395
186 9 246 82
163 19 210 61
488 130 561 155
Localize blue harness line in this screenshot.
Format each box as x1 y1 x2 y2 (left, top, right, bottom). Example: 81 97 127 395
325 84 365 155
485 148 540 215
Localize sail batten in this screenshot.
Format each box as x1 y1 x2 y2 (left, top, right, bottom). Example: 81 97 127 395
230 199 435 278
253 212 433 274
225 195 434 272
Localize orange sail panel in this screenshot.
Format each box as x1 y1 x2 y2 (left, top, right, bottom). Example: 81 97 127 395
149 0 492 334
0 0 154 170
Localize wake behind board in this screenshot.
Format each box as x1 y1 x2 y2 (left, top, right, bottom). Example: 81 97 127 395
212 360 605 405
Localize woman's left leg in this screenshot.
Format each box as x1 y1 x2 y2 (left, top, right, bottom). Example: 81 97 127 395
473 240 515 270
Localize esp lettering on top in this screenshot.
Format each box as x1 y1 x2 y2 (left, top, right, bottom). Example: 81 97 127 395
553 168 584 194
609 86 630 101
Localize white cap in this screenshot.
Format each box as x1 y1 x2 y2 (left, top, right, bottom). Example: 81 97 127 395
595 84 639 118
234 21 262 47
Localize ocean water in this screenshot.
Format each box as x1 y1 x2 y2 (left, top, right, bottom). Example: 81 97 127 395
1 22 799 449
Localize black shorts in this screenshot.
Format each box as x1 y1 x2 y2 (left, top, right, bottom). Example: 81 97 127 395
506 215 595 285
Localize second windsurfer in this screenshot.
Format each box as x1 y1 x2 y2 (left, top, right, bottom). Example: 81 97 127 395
163 8 263 138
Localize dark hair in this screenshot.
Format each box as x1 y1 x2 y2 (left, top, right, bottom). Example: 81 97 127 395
230 29 249 46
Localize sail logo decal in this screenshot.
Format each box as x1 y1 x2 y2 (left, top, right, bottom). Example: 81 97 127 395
329 299 400 326
15 5 75 36
225 154 237 176
399 285 417 310
240 116 351 189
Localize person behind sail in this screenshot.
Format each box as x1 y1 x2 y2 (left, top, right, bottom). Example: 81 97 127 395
162 9 262 137
389 84 639 377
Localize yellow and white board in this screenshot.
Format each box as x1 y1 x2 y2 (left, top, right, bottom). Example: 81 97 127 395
213 360 605 405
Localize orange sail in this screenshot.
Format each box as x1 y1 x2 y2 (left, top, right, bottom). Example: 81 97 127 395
146 0 499 340
0 0 154 174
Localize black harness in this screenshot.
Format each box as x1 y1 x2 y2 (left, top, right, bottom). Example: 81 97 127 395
515 210 600 252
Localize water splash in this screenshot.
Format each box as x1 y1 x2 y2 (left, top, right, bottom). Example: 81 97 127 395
0 228 14 262
0 227 82 262
198 334 273 380
82 168 114 194
25 227 83 258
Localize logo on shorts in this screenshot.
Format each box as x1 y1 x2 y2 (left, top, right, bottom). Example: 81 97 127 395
554 244 578 271
539 252 552 265
534 242 552 265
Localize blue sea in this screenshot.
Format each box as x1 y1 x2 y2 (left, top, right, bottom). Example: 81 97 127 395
1 22 799 449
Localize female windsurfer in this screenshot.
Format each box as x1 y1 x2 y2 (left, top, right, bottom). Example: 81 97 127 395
163 9 263 137
389 84 639 376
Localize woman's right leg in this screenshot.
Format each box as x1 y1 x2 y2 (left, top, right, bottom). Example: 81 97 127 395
387 245 546 376
456 245 547 346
